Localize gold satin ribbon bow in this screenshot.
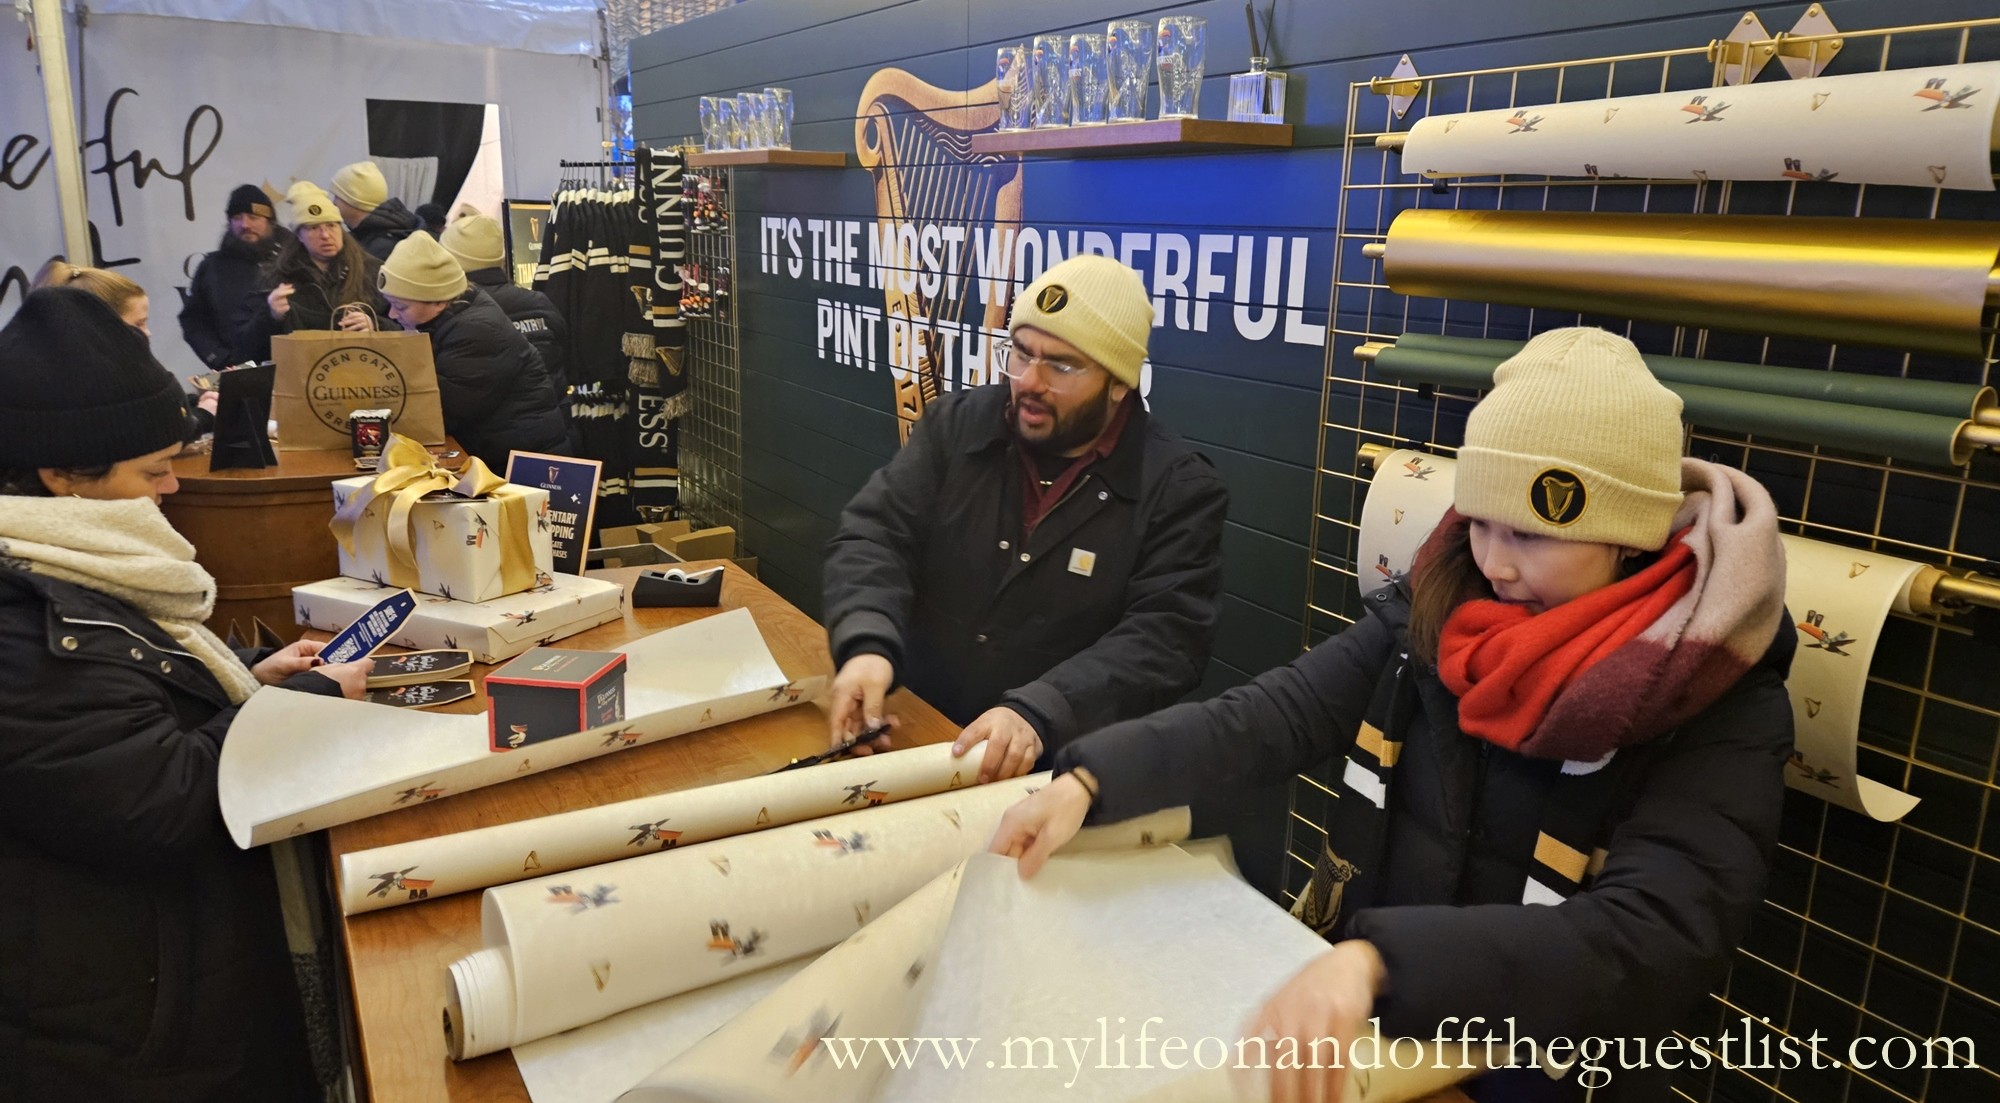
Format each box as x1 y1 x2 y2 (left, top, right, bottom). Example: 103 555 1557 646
330 434 538 596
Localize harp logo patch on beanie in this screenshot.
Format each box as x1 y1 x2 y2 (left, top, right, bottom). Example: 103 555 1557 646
1035 284 1069 313
1529 468 1588 526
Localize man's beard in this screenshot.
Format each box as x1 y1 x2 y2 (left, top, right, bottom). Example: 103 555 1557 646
1010 384 1115 457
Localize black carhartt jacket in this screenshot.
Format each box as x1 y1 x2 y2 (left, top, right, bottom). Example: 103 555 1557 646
0 567 341 1102
415 287 573 470
824 383 1229 749
468 266 573 399
178 231 279 369
1059 584 1796 1101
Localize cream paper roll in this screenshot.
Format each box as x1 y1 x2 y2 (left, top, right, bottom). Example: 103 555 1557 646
340 740 993 915
1399 61 2000 192
1356 449 1457 600
220 608 814 848
445 776 1189 1059
1777 535 1924 822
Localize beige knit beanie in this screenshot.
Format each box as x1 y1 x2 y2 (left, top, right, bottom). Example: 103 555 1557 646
1008 254 1151 389
441 214 506 271
379 232 468 302
1455 328 1685 551
287 183 344 228
332 161 388 212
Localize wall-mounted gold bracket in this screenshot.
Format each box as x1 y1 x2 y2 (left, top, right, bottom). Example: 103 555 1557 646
1775 4 1843 80
1368 55 1423 120
1708 12 1775 87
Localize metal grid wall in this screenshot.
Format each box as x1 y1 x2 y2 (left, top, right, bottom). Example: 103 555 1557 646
679 160 744 548
1291 17 2000 1103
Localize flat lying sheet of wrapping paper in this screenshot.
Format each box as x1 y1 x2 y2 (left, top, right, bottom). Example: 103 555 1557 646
219 608 813 847
447 775 1190 1058
1356 450 1456 600
618 849 1478 1103
1777 535 1923 822
338 740 992 914
1399 61 2000 191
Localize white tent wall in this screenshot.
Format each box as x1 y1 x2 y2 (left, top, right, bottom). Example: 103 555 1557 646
2 7 606 380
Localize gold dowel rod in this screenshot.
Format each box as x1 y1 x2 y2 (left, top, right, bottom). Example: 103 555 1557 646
1369 77 1425 98
1355 342 1389 364
1375 135 1408 153
1361 242 1387 260
1358 443 1393 470
1977 407 2000 428
1959 422 2000 451
1909 567 2000 616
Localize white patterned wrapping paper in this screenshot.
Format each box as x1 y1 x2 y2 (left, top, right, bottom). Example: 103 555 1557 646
444 779 1191 1058
1399 61 2000 192
1355 449 1458 601
337 740 994 915
220 608 815 847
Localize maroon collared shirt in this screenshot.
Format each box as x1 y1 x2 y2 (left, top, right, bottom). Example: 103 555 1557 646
1016 391 1137 536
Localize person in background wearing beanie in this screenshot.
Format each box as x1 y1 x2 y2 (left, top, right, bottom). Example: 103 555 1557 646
238 183 389 361
823 254 1229 784
179 183 281 371
991 328 1794 1103
331 160 420 260
378 231 571 469
442 212 573 400
0 288 374 1102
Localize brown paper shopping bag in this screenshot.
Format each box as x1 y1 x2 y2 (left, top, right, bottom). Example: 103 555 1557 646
271 330 446 450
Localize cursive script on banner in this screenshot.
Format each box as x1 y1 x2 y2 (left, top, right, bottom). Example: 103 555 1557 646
84 88 223 225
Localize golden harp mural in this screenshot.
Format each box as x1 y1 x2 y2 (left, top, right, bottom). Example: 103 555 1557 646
855 70 1025 445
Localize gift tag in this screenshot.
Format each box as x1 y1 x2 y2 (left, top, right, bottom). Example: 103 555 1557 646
366 680 477 709
367 649 475 688
321 589 417 665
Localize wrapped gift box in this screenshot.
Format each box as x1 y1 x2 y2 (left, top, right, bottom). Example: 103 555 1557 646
294 573 626 664
332 476 556 603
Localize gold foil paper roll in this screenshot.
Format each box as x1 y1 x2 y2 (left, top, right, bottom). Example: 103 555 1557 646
1381 210 2000 359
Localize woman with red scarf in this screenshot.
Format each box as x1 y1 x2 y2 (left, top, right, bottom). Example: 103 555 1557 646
990 328 1793 1103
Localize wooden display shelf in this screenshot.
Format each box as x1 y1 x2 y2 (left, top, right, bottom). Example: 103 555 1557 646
970 117 1293 157
686 148 849 168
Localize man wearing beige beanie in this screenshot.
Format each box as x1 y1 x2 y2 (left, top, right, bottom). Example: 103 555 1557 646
332 160 421 261
377 232 570 469
237 182 388 360
442 214 571 396
823 254 1229 787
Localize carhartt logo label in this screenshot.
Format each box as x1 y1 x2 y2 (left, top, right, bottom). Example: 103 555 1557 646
1529 468 1587 526
305 347 407 432
1036 284 1069 313
1067 548 1097 577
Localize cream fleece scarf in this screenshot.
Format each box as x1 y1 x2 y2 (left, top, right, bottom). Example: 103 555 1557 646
0 496 261 704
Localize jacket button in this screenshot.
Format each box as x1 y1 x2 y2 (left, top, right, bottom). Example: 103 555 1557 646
975 634 989 644
60 636 79 651
160 661 174 673
1098 490 1108 501
998 540 1010 550
1018 552 1030 563
1375 591 1389 602
129 647 145 660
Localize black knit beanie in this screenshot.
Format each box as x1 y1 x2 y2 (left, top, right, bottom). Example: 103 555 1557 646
0 288 191 468
227 183 275 219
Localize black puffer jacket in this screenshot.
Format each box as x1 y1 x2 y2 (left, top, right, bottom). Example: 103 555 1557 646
0 567 342 1102
236 246 390 362
468 266 573 400
350 197 420 260
178 231 279 369
1059 584 1796 1102
417 287 573 469
824 384 1229 749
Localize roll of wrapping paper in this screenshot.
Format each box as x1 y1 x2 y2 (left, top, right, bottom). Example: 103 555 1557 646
1777 535 1923 823
1356 449 1457 600
1395 332 1997 422
337 740 992 915
443 775 1189 1059
1370 342 1978 466
1378 210 2000 359
1395 61 2000 193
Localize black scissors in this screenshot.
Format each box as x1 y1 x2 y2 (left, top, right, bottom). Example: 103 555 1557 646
771 724 891 773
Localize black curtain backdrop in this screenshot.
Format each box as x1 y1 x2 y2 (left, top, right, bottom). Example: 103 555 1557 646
365 99 486 208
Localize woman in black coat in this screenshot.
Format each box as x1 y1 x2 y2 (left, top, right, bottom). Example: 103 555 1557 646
0 289 373 1102
991 329 1795 1103
379 231 573 469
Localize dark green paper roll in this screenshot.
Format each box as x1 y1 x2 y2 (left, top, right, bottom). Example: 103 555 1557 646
1395 332 1994 421
1370 343 1972 467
